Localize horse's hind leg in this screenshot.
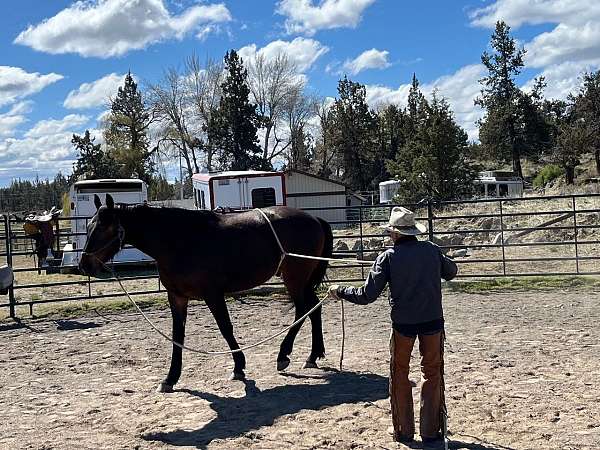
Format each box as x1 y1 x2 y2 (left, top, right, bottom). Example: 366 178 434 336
158 292 189 393
303 287 325 369
205 293 246 381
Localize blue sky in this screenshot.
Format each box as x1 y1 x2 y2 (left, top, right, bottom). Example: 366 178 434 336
1 0 598 187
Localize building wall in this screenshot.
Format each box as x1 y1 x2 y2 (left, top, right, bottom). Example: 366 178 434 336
285 171 345 194
285 171 348 226
286 194 346 225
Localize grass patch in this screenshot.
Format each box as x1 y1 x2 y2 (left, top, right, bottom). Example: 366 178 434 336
445 276 600 294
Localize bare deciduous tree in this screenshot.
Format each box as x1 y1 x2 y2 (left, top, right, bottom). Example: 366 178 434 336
246 52 305 166
147 68 199 181
185 54 225 171
283 86 317 170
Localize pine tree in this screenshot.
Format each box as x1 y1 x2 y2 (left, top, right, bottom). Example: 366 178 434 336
72 130 118 180
328 76 378 191
573 70 600 175
387 93 476 201
476 21 526 177
207 50 264 171
104 72 154 183
373 104 408 185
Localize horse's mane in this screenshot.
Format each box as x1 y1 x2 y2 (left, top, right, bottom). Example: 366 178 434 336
116 203 220 225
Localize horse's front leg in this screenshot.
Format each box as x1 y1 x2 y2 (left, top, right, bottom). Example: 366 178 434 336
158 292 189 393
304 287 325 369
206 293 246 381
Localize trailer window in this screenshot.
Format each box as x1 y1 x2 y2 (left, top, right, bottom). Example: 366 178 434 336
251 188 276 208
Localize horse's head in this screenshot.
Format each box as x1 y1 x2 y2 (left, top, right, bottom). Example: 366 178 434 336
79 193 124 276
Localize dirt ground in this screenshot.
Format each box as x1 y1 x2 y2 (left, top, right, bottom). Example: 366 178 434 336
1 286 599 450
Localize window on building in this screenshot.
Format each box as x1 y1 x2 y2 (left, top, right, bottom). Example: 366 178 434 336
251 188 276 208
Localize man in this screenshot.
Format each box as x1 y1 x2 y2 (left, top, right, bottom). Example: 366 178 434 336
329 206 457 449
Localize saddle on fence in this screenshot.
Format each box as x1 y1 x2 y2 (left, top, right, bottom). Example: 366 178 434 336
17 206 62 266
0 265 13 295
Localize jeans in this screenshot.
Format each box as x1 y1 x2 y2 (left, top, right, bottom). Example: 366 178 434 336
389 329 445 441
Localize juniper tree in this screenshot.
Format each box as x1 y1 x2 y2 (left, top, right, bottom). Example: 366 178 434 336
72 130 117 180
476 21 526 177
104 72 155 183
206 50 264 171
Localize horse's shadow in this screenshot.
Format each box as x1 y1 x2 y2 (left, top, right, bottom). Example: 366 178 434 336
143 370 388 448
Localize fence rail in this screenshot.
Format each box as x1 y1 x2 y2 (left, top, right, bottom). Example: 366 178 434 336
1 193 599 317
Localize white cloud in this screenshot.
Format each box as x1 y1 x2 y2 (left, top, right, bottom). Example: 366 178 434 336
523 61 591 100
64 73 127 109
526 22 600 68
0 101 33 137
343 48 390 75
0 66 63 107
468 0 592 28
277 0 375 35
470 0 600 68
25 114 89 139
14 0 232 58
0 114 91 181
365 64 486 140
238 37 329 72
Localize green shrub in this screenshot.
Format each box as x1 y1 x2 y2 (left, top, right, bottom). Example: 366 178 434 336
533 164 563 188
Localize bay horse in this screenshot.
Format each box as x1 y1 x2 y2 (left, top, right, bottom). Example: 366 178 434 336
79 194 333 393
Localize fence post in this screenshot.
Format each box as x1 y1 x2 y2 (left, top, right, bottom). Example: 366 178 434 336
572 196 580 274
5 215 16 318
499 200 507 276
427 199 434 242
359 205 365 279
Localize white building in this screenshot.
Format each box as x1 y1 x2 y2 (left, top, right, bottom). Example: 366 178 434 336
475 171 524 198
284 170 365 226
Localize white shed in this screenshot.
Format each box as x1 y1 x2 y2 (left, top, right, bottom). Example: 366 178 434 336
284 170 363 227
475 171 524 198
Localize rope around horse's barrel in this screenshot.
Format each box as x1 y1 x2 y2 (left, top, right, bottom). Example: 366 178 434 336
96 209 364 362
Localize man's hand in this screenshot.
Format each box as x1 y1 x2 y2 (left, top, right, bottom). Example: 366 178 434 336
328 284 341 299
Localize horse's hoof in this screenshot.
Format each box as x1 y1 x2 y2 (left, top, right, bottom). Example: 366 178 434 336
303 361 318 369
229 371 246 381
157 382 174 393
277 358 290 372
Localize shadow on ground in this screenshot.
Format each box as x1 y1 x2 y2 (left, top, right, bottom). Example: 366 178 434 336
143 370 388 448
448 437 517 450
54 319 101 331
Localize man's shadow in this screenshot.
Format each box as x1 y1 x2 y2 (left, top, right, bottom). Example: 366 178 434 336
143 370 388 448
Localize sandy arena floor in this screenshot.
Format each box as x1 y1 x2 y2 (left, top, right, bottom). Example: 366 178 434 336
0 288 599 450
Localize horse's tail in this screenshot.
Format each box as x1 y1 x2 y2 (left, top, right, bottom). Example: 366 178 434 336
309 217 333 289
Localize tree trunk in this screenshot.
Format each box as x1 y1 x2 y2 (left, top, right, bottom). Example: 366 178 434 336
263 122 272 165
596 148 600 176
565 165 575 185
512 154 523 179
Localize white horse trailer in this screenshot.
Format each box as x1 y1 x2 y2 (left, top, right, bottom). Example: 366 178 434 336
61 179 153 268
192 171 286 210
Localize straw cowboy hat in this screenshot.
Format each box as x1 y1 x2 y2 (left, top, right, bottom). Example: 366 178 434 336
381 206 427 235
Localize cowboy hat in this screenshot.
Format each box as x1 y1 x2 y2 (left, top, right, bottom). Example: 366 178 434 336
380 206 427 235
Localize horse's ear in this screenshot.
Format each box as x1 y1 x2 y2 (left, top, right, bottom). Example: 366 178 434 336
105 194 114 209
94 194 102 210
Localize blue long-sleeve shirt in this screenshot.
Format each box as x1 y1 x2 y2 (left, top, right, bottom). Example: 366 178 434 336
337 237 457 327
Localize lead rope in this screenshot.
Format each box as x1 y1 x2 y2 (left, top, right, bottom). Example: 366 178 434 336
96 254 332 355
